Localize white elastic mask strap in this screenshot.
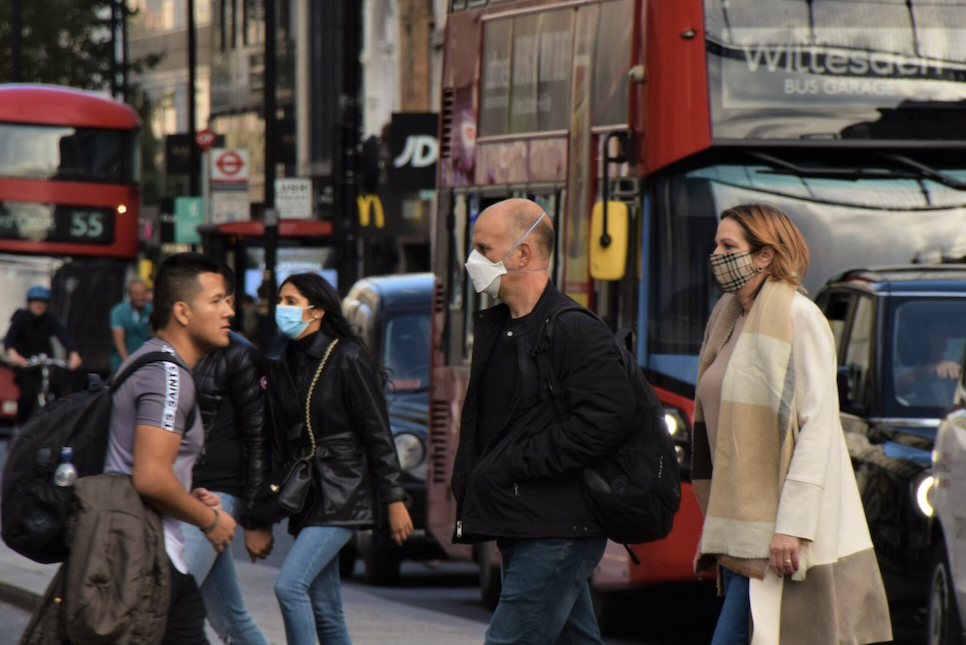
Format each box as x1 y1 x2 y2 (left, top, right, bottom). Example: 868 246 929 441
502 211 549 274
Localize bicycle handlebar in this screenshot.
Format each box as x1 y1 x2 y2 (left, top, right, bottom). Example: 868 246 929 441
21 354 70 370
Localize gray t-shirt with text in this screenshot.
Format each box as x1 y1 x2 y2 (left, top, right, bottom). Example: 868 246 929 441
104 338 203 574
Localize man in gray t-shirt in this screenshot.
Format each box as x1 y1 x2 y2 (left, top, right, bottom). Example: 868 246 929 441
106 337 205 574
106 253 237 645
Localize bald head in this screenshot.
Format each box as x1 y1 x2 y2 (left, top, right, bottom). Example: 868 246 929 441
478 198 555 262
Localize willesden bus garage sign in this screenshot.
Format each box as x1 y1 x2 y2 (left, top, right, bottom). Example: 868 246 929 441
715 29 966 109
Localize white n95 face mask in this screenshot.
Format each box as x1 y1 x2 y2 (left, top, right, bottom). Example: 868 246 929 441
465 211 548 298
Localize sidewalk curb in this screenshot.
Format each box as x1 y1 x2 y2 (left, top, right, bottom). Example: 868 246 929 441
0 580 41 613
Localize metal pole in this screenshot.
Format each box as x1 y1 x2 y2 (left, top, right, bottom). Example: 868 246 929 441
110 1 119 97
264 0 277 211
187 0 200 195
333 0 362 291
259 208 279 353
259 0 279 353
11 0 22 82
121 0 129 102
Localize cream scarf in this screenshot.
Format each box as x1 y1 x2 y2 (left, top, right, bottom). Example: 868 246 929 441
693 279 800 579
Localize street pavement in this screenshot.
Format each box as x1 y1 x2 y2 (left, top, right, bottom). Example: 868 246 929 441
0 438 922 644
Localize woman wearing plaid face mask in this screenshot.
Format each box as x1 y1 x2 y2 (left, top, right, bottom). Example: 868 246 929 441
691 204 891 645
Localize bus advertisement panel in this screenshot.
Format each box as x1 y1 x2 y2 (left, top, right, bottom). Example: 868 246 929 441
429 0 966 615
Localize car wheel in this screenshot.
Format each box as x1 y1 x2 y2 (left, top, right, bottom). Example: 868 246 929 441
363 529 402 586
338 539 357 578
928 541 964 645
478 541 502 610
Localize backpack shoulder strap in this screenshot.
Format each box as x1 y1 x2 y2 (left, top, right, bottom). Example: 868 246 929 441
533 301 596 420
109 351 199 430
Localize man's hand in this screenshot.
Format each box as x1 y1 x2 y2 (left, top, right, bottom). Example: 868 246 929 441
67 351 82 370
8 350 27 368
388 501 414 546
203 508 237 554
244 527 274 563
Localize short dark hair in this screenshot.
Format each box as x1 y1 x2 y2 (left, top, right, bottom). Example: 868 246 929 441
151 252 225 330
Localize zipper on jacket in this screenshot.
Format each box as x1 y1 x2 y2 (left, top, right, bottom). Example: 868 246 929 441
456 521 463 538
513 484 520 497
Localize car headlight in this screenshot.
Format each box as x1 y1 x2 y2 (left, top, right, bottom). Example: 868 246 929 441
914 473 936 518
663 406 691 470
394 433 425 471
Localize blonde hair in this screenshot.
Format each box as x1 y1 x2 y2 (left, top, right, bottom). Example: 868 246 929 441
720 204 810 287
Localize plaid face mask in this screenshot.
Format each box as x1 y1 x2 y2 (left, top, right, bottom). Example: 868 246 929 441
710 251 757 292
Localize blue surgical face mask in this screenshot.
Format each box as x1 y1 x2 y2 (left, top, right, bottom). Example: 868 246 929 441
275 304 315 339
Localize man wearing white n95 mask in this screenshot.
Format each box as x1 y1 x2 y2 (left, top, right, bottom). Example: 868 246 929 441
452 198 636 645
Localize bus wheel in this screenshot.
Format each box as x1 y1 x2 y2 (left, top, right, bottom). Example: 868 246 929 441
478 541 501 610
591 587 613 635
363 529 402 586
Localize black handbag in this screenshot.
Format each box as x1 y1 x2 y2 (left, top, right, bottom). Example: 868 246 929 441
250 338 339 525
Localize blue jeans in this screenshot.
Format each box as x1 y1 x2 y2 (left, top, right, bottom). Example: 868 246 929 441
711 568 751 645
485 538 607 645
274 526 355 645
182 492 270 645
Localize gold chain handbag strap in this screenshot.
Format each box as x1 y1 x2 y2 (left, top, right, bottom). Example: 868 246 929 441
303 338 339 458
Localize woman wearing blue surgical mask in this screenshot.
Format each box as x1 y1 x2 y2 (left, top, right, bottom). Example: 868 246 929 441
263 273 413 645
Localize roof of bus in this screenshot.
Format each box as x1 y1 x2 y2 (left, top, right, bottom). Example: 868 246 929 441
0 84 140 129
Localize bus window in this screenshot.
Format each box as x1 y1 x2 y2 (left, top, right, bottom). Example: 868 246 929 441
592 0 633 128
0 124 137 184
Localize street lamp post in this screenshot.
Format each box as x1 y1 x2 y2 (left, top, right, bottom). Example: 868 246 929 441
187 0 199 196
11 0 23 82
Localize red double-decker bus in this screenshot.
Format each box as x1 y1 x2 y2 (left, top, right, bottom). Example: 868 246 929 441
0 84 141 421
428 0 966 613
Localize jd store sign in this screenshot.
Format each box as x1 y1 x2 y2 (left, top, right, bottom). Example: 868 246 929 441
388 113 438 192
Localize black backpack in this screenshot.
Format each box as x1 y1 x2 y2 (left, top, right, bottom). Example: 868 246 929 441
534 303 681 555
1 352 193 564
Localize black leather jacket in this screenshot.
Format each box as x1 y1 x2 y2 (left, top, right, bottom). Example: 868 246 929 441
264 329 406 534
192 332 269 530
452 282 636 542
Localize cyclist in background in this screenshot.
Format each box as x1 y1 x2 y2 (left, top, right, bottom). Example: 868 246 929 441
3 285 82 425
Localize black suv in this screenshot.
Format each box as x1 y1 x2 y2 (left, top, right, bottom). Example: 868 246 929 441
341 273 440 584
816 266 966 604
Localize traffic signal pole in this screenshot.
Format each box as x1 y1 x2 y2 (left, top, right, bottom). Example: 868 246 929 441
187 0 199 196
332 0 363 292
259 0 280 353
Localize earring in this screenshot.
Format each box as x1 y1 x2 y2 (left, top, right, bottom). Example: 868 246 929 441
756 266 764 273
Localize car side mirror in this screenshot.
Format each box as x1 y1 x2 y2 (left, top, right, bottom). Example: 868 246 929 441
836 365 853 406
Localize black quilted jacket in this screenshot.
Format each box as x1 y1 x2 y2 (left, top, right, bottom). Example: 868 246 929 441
192 331 269 530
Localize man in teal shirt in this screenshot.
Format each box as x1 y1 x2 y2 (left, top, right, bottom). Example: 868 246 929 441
110 278 153 371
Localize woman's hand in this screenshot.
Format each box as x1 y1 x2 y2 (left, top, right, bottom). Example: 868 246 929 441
769 533 801 577
693 544 716 580
388 501 414 546
191 487 223 511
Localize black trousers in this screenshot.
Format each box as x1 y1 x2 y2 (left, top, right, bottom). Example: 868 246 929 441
163 564 209 645
14 369 41 426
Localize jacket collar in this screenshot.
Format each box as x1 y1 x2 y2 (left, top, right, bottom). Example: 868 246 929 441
305 328 338 359
474 280 560 334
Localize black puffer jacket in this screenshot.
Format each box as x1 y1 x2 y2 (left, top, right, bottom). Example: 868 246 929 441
452 282 636 542
192 331 269 530
264 329 406 534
